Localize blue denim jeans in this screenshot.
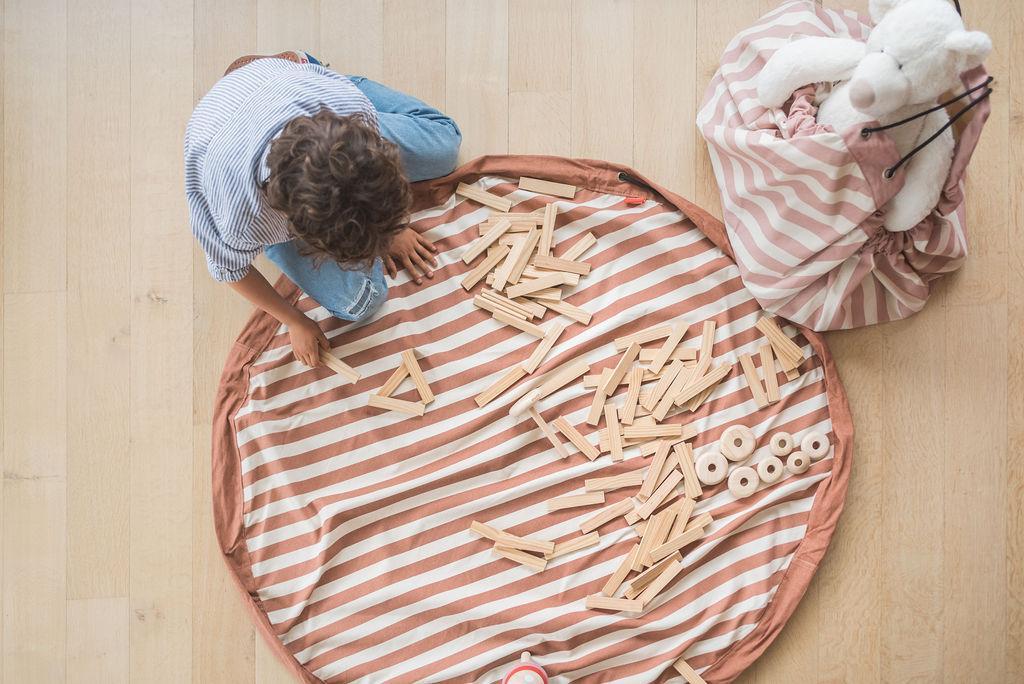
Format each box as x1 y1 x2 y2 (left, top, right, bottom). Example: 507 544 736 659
266 68 462 321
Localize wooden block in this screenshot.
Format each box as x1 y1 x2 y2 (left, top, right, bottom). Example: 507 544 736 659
537 201 558 257
684 383 717 413
759 343 781 403
699 320 716 361
545 532 600 559
649 323 688 374
494 532 555 555
585 470 645 492
489 209 545 222
542 298 591 325
491 231 527 290
561 232 597 261
783 365 800 381
583 368 613 390
644 360 685 412
521 265 580 285
367 393 425 416
635 470 682 520
635 507 673 571
520 286 563 302
475 295 528 320
678 512 713 539
638 346 697 363
755 316 803 368
506 272 569 299
478 221 538 235
623 553 681 599
665 497 696 540
522 323 565 374
673 364 732 408
579 498 633 534
648 521 706 564
639 436 686 458
534 359 590 401
653 365 698 421
493 547 547 572
621 367 644 425
739 353 769 409
401 349 434 405
552 417 600 460
462 243 510 290
519 176 577 199
529 406 572 460
673 657 708 684
509 227 543 285
674 443 703 500
377 364 410 398
613 324 673 351
602 545 641 597
547 491 605 512
585 595 643 613
533 254 591 276
319 349 361 383
456 182 513 212
605 404 624 461
475 366 527 407
639 440 673 500
512 297 547 319
470 520 502 541
586 385 607 427
463 217 514 264
481 289 533 319
493 310 546 338
600 342 642 396
623 424 683 441
637 558 685 605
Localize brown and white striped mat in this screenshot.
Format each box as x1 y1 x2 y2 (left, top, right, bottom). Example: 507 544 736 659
212 156 853 683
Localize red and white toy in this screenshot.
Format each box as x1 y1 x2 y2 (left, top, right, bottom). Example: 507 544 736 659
502 651 549 684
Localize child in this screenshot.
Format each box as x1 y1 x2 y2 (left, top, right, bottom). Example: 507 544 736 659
185 51 462 367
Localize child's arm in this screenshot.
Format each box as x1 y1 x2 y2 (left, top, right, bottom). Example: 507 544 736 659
228 270 329 367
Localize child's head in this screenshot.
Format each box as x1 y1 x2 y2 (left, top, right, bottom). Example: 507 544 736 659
265 109 411 267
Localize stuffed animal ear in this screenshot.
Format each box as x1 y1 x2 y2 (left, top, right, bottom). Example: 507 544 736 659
868 0 907 23
945 29 993 70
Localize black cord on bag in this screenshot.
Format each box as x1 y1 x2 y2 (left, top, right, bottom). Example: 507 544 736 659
858 76 993 179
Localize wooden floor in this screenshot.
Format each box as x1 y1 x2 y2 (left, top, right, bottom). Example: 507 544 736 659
1 0 1019 681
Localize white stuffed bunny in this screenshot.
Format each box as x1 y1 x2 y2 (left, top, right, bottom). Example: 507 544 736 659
756 0 991 231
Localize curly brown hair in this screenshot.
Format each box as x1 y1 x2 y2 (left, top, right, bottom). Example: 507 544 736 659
264 109 411 267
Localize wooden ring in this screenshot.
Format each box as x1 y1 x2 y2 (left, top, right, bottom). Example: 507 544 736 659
801 431 829 460
756 456 784 484
719 424 756 462
696 451 728 486
728 466 759 498
786 451 810 475
769 431 794 457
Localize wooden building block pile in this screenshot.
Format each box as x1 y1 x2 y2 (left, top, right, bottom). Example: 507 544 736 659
456 179 603 409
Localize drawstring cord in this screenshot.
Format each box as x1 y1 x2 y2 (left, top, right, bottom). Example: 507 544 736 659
859 76 993 179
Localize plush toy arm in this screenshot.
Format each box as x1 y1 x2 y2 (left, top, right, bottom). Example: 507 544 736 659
883 110 955 232
757 37 867 109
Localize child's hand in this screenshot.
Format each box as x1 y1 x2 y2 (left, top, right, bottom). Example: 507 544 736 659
289 315 329 367
384 228 438 285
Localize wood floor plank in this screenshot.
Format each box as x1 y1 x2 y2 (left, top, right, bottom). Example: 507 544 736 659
128 0 195 681
508 0 570 155
570 0 633 164
192 3 260 683
321 0 384 79
445 0 508 161
383 0 446 107
633 0 697 196
257 0 319 56
3 292 67 682
67 597 129 684
66 0 131 601
2 0 67 293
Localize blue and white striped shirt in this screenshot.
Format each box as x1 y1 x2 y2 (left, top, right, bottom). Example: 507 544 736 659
184 59 378 282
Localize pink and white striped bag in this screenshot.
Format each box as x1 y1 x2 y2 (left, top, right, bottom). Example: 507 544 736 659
697 0 991 331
